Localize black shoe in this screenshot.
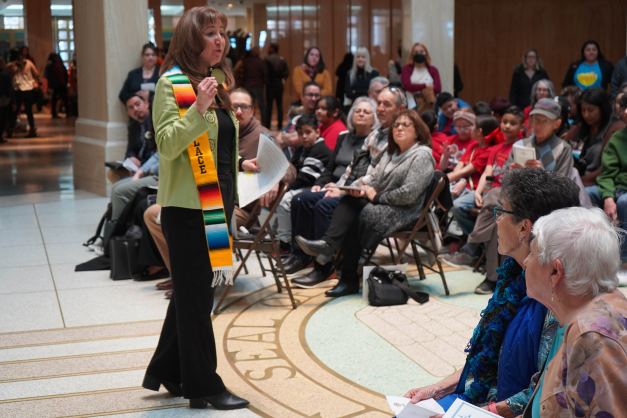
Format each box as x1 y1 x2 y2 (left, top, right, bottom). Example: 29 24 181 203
142 373 183 397
190 389 249 410
292 268 335 289
137 267 170 281
475 278 497 295
325 281 359 297
283 257 308 274
295 236 335 265
280 241 291 253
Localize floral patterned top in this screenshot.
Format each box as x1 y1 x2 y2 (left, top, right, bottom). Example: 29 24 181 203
534 291 627 417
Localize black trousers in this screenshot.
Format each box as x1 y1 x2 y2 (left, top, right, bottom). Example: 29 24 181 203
14 89 36 129
145 175 234 399
322 195 369 285
265 83 284 129
50 85 69 116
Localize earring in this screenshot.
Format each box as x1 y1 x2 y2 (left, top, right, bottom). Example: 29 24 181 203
551 287 554 302
519 237 522 242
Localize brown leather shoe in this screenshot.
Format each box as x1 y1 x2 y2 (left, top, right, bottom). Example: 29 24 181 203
165 290 173 299
156 279 172 290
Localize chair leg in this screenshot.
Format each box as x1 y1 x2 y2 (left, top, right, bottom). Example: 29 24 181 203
213 247 255 315
472 250 486 273
385 238 395 261
436 257 450 296
238 248 249 275
255 250 267 277
411 241 427 281
266 253 282 292
267 228 296 309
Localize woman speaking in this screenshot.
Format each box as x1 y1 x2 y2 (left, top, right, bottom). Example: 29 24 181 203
140 7 257 410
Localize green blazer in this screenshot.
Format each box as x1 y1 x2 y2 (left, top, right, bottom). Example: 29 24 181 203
154 76 241 209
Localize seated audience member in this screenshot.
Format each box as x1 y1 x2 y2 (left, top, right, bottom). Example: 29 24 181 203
285 97 378 283
614 82 627 117
285 86 406 276
344 47 379 103
229 88 296 227
436 92 470 135
447 115 501 234
489 97 511 122
553 96 572 138
588 95 627 281
275 114 332 246
523 80 555 131
295 109 434 297
276 81 321 151
108 94 157 187
316 96 347 150
110 152 159 221
472 101 492 116
564 87 625 187
560 85 582 123
441 101 573 294
119 43 160 104
509 48 550 108
524 206 627 417
367 76 389 101
406 168 581 415
421 109 448 162
144 203 173 295
439 108 477 171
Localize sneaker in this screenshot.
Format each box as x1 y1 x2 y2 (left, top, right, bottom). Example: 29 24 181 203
438 251 475 270
475 278 496 294
618 263 627 287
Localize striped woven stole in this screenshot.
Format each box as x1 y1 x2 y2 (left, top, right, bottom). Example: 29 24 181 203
164 68 233 286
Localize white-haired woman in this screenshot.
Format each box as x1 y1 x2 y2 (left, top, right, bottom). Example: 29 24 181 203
523 206 627 417
523 79 556 134
344 47 379 103
286 97 379 285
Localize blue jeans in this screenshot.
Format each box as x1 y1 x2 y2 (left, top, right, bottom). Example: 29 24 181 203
588 185 627 260
450 189 477 235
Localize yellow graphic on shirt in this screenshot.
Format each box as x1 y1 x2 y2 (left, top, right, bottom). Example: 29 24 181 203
577 71 598 87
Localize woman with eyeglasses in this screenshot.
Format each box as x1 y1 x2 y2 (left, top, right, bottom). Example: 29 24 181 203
292 47 332 103
523 79 555 134
509 49 550 109
295 109 434 297
563 86 625 187
404 167 581 417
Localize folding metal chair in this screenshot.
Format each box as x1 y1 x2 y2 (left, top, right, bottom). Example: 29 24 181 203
213 182 297 314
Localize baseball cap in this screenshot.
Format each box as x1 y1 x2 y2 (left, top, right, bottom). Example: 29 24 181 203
529 98 561 120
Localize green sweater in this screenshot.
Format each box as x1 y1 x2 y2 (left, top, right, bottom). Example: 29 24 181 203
597 127 627 199
154 76 240 209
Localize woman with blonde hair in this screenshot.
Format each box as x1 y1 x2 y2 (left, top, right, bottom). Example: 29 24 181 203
140 6 258 410
509 48 550 108
401 42 441 103
344 46 379 103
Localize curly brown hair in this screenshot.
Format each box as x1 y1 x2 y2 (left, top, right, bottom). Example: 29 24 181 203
388 109 432 154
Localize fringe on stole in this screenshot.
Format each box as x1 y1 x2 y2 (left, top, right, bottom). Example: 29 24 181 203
211 269 234 287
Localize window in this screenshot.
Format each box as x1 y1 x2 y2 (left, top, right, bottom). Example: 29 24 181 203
54 18 74 67
4 17 24 30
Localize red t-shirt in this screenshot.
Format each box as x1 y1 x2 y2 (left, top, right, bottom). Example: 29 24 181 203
447 134 478 168
319 118 347 151
486 142 514 189
461 143 492 190
431 131 448 163
441 118 454 136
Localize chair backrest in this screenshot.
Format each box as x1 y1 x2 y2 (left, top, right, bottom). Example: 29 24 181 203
406 172 448 237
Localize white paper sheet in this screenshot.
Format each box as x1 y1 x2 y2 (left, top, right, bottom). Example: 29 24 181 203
386 396 445 418
122 157 139 172
237 134 289 207
443 399 501 418
140 82 156 92
512 144 536 166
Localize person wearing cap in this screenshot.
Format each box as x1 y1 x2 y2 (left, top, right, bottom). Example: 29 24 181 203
504 98 573 176
438 108 477 171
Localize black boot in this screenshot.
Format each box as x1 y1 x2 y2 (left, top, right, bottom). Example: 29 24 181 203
291 267 335 289
282 256 309 274
142 373 183 397
325 280 359 297
189 389 249 410
295 236 335 265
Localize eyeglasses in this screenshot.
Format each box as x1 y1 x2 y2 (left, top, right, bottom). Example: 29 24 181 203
303 93 321 99
453 126 472 132
494 206 515 221
530 116 551 126
232 104 252 111
354 109 373 115
536 88 550 93
393 121 414 130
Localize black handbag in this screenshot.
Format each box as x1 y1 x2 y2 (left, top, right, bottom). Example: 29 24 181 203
367 266 429 306
109 237 141 280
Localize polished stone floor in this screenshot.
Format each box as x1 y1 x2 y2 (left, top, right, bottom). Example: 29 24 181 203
0 114 508 417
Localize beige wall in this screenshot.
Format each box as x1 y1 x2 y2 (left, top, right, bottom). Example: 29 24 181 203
24 0 54 75
72 0 149 196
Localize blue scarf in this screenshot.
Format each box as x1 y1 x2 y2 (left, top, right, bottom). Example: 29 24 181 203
460 257 528 404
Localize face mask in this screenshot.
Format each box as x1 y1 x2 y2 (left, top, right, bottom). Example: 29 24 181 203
413 53 426 64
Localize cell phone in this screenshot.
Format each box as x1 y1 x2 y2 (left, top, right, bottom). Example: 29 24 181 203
486 176 495 182
147 194 157 206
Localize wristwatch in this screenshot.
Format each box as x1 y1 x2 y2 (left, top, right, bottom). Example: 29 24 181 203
488 402 498 414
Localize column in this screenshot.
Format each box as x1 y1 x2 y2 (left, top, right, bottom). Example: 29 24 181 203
184 0 206 10
402 0 454 95
252 3 266 49
149 0 163 49
23 0 54 75
72 0 148 196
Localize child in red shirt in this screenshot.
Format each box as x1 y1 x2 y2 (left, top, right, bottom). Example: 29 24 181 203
439 108 477 171
447 114 501 235
420 109 449 163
